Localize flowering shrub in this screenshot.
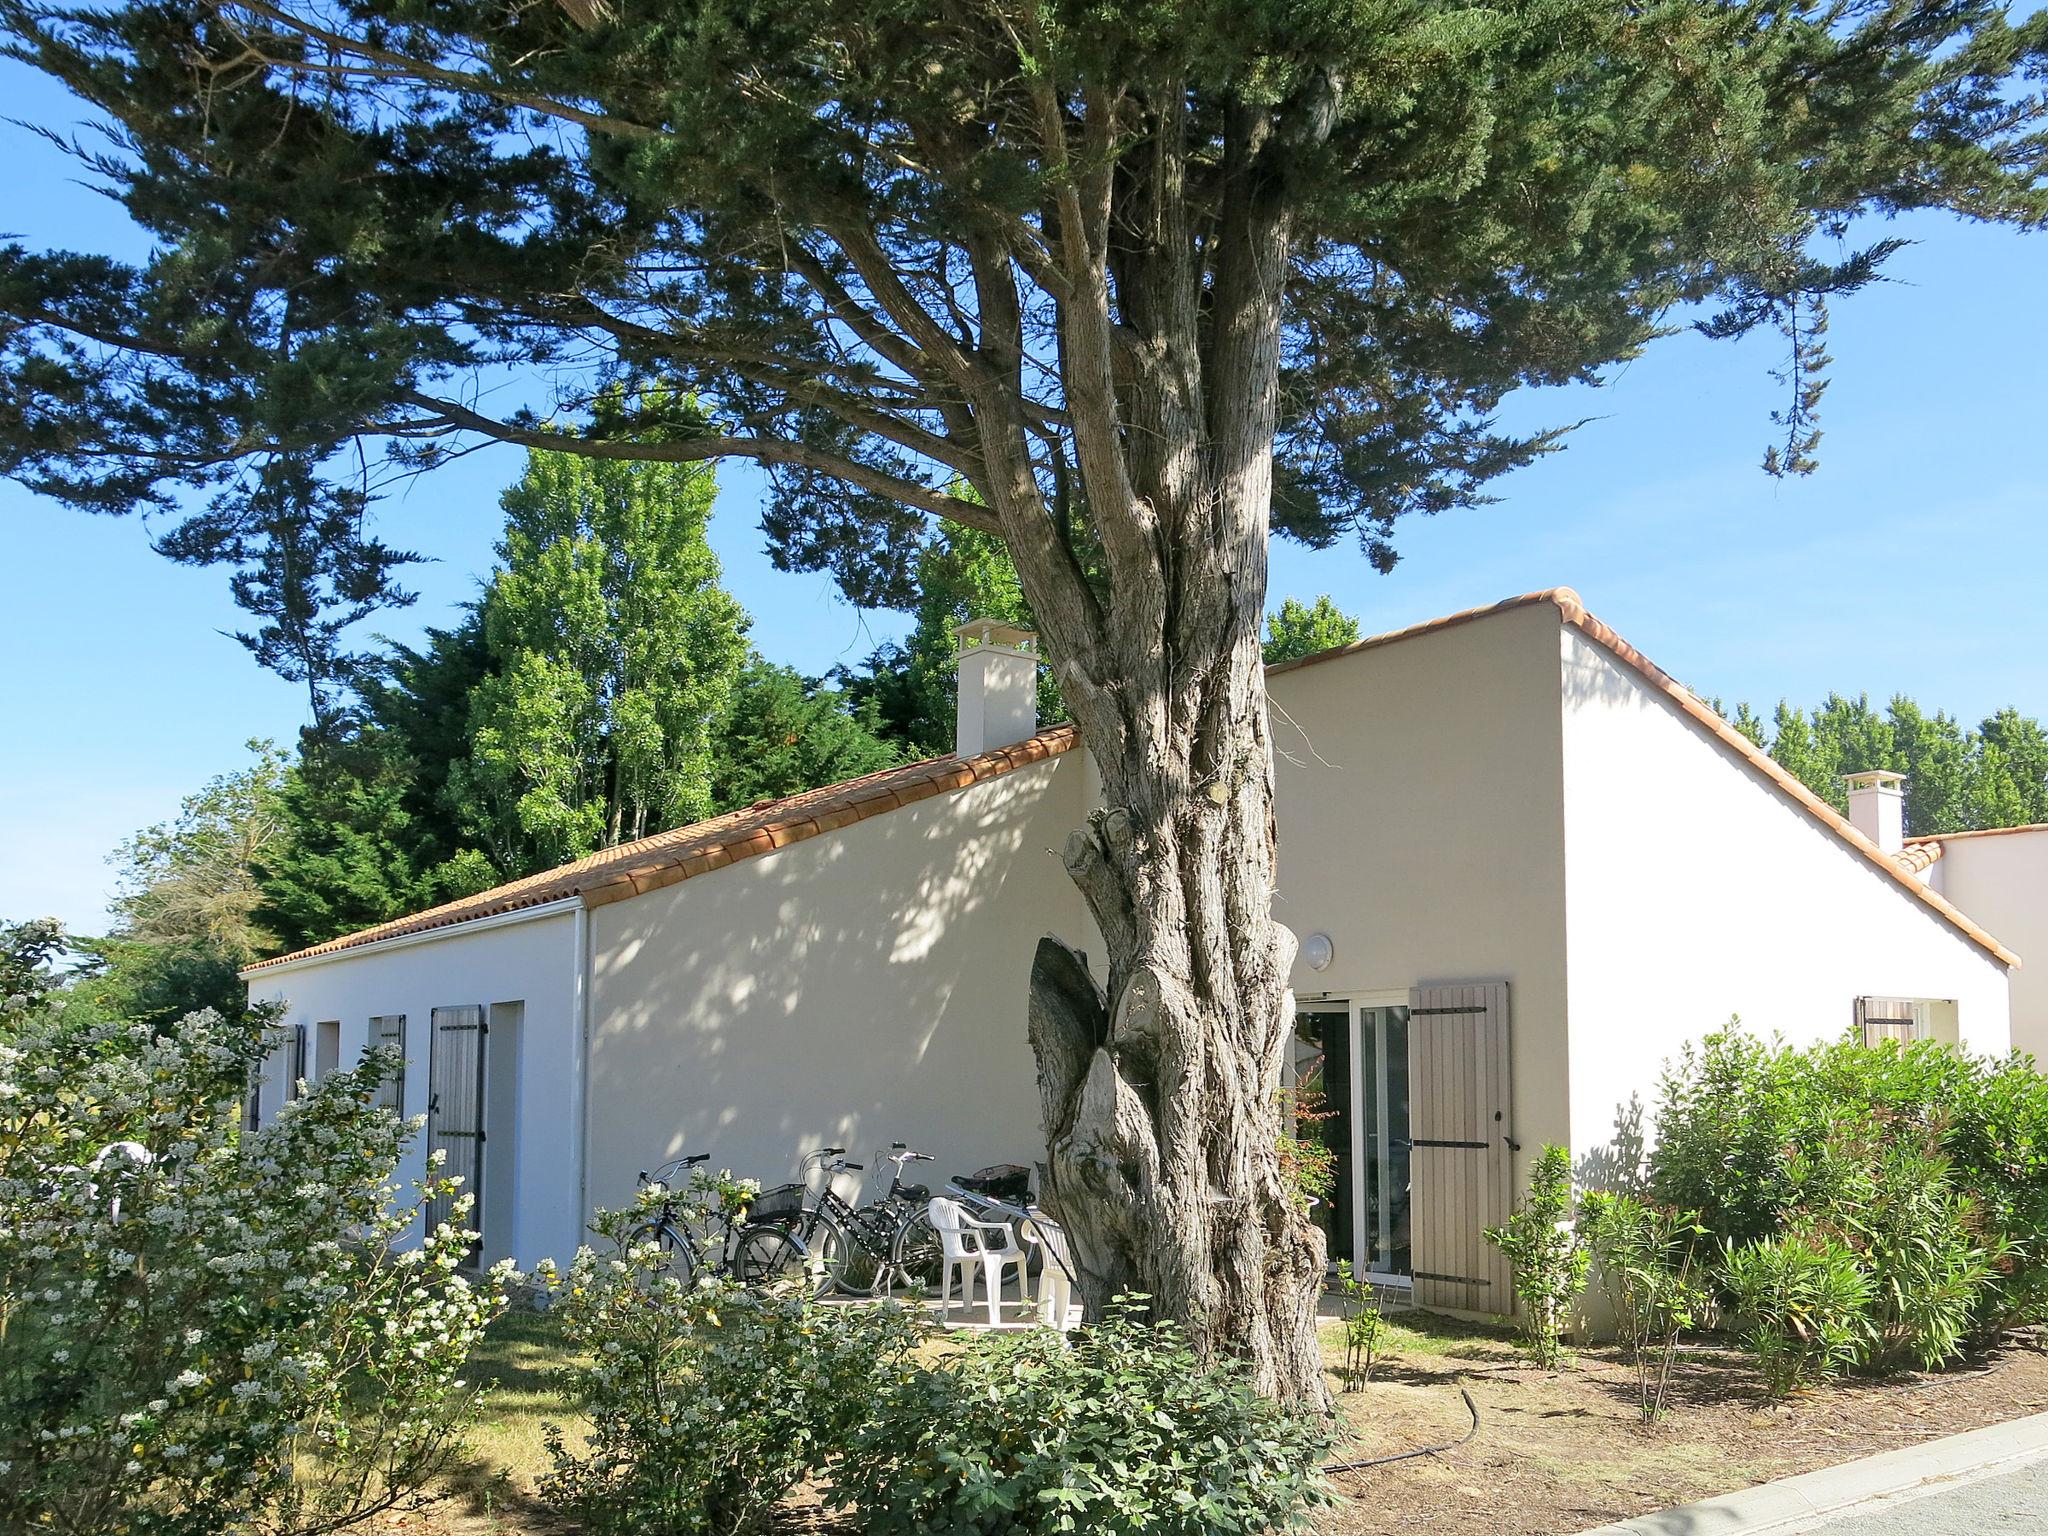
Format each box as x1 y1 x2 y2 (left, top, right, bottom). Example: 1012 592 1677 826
0 995 510 1534
833 1299 1333 1535
535 1199 925 1536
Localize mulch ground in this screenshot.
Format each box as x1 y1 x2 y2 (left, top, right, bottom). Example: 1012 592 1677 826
1321 1315 2048 1535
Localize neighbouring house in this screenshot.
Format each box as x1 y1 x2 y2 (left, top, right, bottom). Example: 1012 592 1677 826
242 589 2016 1318
1893 815 2048 1060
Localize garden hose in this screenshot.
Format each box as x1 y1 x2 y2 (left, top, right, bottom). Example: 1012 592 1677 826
1322 1388 1479 1474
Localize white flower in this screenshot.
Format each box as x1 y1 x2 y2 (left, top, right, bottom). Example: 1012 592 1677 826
171 1369 205 1391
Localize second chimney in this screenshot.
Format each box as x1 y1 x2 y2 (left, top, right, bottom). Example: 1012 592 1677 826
954 618 1041 758
1844 769 1906 854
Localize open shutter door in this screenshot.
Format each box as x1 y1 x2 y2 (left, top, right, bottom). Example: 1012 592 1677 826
426 1005 487 1248
1407 981 1514 1313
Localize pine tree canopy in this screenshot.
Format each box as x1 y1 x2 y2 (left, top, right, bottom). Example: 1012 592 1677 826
2 0 2043 681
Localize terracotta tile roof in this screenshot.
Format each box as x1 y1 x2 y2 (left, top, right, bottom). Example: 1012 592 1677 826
1907 823 2048 844
249 586 2018 975
1893 841 1944 876
1275 588 2017 967
244 725 1080 971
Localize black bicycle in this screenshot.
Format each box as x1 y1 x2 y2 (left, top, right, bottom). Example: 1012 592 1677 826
765 1144 941 1296
631 1153 822 1291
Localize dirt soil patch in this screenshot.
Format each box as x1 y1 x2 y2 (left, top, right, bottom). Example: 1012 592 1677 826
371 1309 2048 1536
1324 1313 2048 1534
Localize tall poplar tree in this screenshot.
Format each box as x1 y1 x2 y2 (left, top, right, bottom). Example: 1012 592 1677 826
449 448 749 874
3 0 2044 1399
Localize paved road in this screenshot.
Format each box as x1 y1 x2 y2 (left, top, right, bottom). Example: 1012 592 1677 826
1809 1454 2048 1534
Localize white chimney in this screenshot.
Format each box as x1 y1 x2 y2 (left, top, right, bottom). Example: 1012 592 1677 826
1844 769 1906 854
954 618 1041 758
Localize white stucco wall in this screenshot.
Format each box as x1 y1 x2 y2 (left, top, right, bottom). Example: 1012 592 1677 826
243 908 583 1267
1925 828 2048 1061
1558 626 2012 1182
1266 599 1574 1160
584 754 1096 1224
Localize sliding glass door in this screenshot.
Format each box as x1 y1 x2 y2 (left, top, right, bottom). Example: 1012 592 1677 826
1291 1000 1412 1284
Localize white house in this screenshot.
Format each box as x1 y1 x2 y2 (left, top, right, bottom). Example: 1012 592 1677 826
1896 820 2048 1060
243 588 2016 1317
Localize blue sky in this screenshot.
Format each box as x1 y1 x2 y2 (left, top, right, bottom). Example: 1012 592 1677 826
2 55 2044 934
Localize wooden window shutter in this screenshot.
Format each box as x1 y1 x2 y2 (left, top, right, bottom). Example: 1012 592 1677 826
1856 996 1927 1047
425 1005 488 1247
1406 981 1515 1314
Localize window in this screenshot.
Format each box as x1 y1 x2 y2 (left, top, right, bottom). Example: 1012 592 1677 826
287 1023 309 1101
1855 996 1958 1048
368 1014 407 1114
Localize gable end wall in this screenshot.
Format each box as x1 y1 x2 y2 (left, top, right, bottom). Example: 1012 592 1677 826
1558 626 2011 1179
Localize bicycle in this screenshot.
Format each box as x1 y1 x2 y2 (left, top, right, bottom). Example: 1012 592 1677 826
765 1143 940 1296
631 1153 822 1292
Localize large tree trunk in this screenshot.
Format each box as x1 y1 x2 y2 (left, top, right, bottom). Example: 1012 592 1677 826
1024 583 1330 1408
944 74 1339 1406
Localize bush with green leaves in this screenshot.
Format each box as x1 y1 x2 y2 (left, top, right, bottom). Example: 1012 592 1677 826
0 997 508 1535
533 1203 925 1536
832 1298 1333 1535
1578 1193 1709 1423
1718 1231 1874 1395
1651 1025 2048 1358
1486 1145 1591 1368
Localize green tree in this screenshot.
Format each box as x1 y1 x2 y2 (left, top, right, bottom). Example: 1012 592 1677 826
1769 701 1837 804
711 658 903 813
108 742 287 960
1263 596 1362 665
448 449 750 874
1979 709 2048 826
845 525 1063 757
6 0 2045 1401
1887 698 1972 836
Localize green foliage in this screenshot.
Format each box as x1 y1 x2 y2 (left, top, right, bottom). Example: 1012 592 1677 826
1263 596 1362 665
1722 694 2048 834
1717 1233 1873 1395
10 0 2038 702
1330 1261 1391 1391
1578 1194 1708 1423
833 1298 1332 1535
1486 1146 1592 1369
0 991 509 1533
63 740 288 1019
1651 1026 2048 1376
108 740 287 961
533 1216 922 1536
709 656 902 813
448 444 749 875
844 524 1063 758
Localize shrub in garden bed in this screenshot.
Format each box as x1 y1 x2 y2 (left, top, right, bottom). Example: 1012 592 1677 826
1486 1144 1591 1368
832 1299 1333 1535
1650 1025 2048 1388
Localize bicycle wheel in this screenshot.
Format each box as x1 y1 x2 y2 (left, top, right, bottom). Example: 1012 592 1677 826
628 1220 698 1289
829 1212 896 1298
889 1207 942 1292
733 1221 828 1294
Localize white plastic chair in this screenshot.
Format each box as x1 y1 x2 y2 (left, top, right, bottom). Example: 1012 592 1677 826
1019 1213 1076 1331
928 1196 1025 1326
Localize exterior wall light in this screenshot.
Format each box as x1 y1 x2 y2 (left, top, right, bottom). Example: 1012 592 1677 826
1302 932 1334 972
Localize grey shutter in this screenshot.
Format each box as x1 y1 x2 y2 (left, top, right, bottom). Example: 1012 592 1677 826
425 1005 487 1247
1406 981 1514 1313
1856 996 1926 1046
